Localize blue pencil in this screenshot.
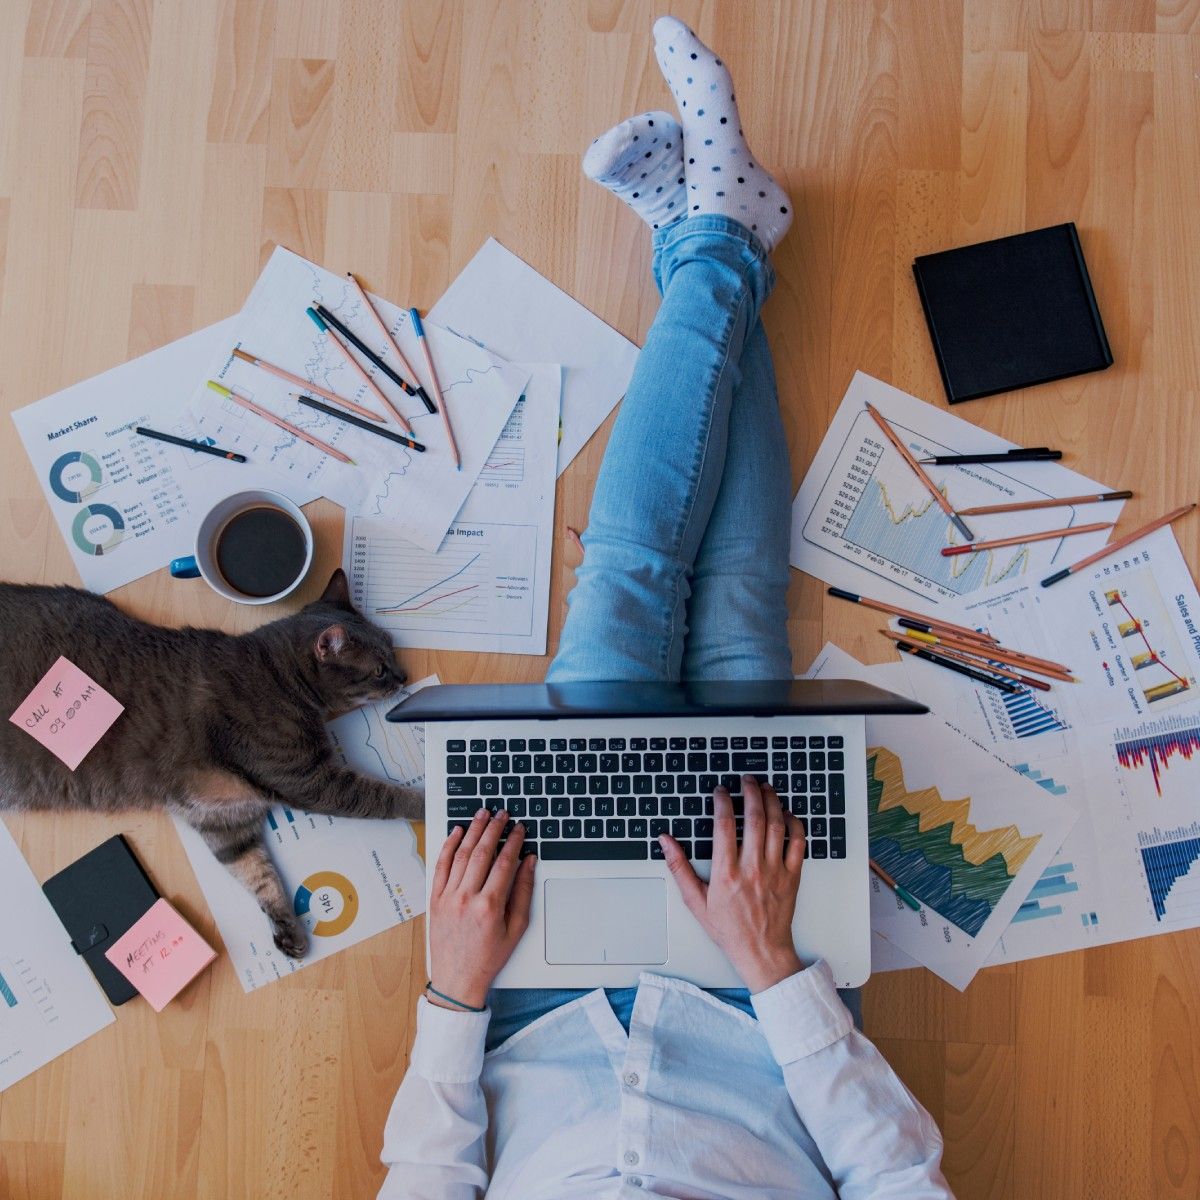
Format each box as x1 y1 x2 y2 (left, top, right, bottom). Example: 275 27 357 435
409 308 461 471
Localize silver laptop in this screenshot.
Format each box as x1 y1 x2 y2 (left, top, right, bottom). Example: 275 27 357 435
390 680 926 990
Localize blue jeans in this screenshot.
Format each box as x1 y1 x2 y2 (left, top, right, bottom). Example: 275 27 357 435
490 215 859 1050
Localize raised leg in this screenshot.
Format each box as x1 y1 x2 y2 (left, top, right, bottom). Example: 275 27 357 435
681 316 794 681
548 216 775 683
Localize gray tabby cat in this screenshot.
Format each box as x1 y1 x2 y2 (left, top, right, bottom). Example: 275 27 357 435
0 570 419 959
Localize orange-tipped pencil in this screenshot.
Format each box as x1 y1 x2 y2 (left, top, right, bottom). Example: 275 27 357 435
206 380 355 466
958 490 1133 517
1042 504 1198 587
880 630 1054 691
306 307 414 434
827 586 1001 647
893 622 1075 679
941 522 1114 557
345 273 430 408
231 348 386 423
409 308 461 471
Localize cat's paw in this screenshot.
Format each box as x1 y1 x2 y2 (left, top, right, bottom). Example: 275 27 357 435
272 917 308 959
380 786 424 822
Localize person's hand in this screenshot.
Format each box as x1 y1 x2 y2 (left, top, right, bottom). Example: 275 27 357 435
660 776 806 993
427 808 536 1010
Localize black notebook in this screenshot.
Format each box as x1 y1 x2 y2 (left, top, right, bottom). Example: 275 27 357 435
913 222 1113 404
42 834 160 1005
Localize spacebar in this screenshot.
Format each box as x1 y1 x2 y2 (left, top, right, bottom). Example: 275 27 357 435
540 841 648 860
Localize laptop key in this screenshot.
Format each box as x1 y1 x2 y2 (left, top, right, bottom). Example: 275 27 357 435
490 755 510 773
501 776 521 796
468 755 488 773
573 798 592 816
772 774 789 793
772 753 789 771
556 754 575 773
709 752 730 771
731 736 748 750
810 796 827 815
588 737 605 751
470 739 487 753
629 818 648 838
750 736 768 749
643 753 664 773
620 753 639 772
447 798 476 817
607 819 626 838
772 736 789 748
809 751 826 772
528 739 546 752
676 774 697 793
732 753 768 772
811 818 828 838
446 755 466 774
650 737 667 750
534 754 554 773
828 751 844 771
710 736 728 750
654 774 674 793
563 819 582 838
600 753 620 773
512 754 532 773
447 777 478 796
829 775 845 813
529 798 549 817
810 841 828 859
792 797 808 815
517 819 537 839
545 776 565 795
617 797 637 816
567 775 587 795
699 774 719 793
447 739 466 753
828 735 844 748
480 777 500 797
550 738 566 752
829 841 847 859
569 738 586 751
608 737 626 750
695 840 714 859
683 796 703 815
661 797 681 816
522 777 543 795
577 753 598 773
595 797 615 817
638 797 658 816
447 820 472 835
666 752 686 771
649 818 670 838
632 775 653 795
612 776 632 795
721 775 741 793
790 736 806 748
694 817 714 837
687 753 707 771
509 739 526 752
809 736 825 748
584 819 604 838
671 818 692 839
674 841 693 859
630 737 648 750
551 797 570 817
650 841 666 860
489 739 505 753
588 775 610 794
689 737 707 750
830 817 845 840
542 840 650 861
540 819 561 840
669 737 687 750
810 774 826 793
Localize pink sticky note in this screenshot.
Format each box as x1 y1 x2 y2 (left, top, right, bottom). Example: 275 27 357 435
104 899 217 1012
9 656 124 770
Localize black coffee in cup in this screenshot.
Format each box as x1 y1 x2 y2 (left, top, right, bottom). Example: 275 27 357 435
215 506 308 598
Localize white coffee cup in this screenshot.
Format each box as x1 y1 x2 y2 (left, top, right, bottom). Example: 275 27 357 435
169 489 314 605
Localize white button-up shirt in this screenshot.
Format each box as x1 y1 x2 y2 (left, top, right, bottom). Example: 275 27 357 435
379 962 953 1198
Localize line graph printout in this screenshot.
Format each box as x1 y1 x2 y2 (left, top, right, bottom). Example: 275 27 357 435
187 246 527 551
326 674 439 790
345 364 561 655
790 372 1122 606
805 644 1076 988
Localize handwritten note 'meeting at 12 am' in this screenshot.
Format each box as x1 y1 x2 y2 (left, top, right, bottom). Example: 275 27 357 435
103 899 216 1011
9 656 124 770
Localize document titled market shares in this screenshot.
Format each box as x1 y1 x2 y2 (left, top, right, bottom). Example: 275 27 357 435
790 372 1124 607
344 365 561 654
805 644 1077 989
0 822 114 1092
173 677 436 993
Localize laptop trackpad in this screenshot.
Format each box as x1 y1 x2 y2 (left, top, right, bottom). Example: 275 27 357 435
544 878 668 965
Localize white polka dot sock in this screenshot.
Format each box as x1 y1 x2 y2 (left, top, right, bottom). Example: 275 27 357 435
582 110 687 230
652 16 792 249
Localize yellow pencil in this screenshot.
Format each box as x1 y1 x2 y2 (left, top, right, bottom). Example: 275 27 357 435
206 380 355 466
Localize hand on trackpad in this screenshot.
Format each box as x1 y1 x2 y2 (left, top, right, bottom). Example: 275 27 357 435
544 878 668 965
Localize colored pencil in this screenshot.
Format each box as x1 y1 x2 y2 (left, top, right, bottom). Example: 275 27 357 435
206 380 355 466
344 273 435 413
880 630 1054 691
917 449 1062 465
409 308 461 471
231 347 386 423
958 490 1133 517
941 521 1114 557
869 858 922 911
894 620 1075 679
827 586 1001 647
292 393 425 452
135 426 246 463
313 302 433 414
306 308 414 434
864 402 975 542
1041 504 1198 588
892 638 1020 694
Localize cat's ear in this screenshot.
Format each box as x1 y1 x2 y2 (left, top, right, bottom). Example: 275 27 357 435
319 568 354 610
315 625 348 661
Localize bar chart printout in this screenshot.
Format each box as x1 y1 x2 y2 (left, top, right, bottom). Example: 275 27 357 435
1138 824 1200 923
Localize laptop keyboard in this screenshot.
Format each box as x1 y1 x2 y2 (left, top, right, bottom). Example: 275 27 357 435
444 733 847 863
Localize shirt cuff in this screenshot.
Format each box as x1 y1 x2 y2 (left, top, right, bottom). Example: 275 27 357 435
410 995 491 1084
750 959 854 1066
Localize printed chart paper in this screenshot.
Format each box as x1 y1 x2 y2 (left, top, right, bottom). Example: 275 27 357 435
174 679 433 992
345 366 562 654
805 644 1077 988
9 318 315 594
790 372 1123 607
187 246 527 550
429 238 639 475
0 822 114 1092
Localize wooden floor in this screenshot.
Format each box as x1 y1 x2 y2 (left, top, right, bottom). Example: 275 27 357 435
1 1 1198 1196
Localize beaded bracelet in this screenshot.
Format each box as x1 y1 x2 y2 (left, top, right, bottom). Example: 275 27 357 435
425 980 487 1013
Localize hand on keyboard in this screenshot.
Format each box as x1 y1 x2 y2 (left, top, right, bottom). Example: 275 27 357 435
659 776 806 993
427 808 536 1010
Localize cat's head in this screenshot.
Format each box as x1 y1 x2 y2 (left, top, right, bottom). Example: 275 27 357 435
297 569 407 710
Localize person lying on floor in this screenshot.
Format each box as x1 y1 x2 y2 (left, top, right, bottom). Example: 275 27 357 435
378 17 953 1200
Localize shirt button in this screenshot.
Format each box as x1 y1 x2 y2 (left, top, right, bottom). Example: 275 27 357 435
623 1071 640 1087
628 1177 643 1188
623 1150 640 1166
